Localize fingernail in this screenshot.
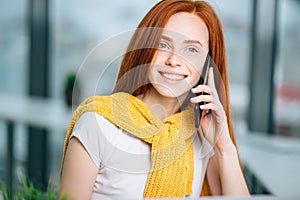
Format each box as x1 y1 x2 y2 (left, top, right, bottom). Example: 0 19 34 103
191 88 197 92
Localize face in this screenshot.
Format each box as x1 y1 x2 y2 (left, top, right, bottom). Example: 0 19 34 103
148 12 209 99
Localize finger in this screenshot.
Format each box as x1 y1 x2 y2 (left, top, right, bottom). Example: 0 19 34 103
200 102 216 111
200 103 213 118
190 95 212 104
200 102 226 119
207 67 216 89
191 85 211 94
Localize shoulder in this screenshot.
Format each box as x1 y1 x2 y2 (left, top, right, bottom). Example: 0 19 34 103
73 111 116 132
72 111 124 145
73 111 149 153
76 111 112 128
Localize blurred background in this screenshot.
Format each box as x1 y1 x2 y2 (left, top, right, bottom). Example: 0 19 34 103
0 0 299 198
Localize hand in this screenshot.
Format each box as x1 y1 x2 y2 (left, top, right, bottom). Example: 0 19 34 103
190 67 233 153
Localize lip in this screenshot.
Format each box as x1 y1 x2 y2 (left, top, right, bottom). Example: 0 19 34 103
158 70 188 81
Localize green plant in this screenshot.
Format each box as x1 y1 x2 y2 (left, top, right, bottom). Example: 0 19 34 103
0 178 67 200
64 72 80 107
0 181 9 200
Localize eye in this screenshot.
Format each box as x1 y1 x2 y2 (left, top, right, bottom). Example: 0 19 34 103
187 46 199 53
159 41 170 50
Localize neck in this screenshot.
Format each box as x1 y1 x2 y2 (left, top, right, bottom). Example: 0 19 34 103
137 88 188 120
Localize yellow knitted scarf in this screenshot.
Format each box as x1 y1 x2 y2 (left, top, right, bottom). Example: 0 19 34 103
61 92 210 198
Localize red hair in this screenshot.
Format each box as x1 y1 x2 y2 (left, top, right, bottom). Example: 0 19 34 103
113 0 236 146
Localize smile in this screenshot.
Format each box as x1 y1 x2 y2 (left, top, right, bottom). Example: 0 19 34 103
159 71 187 81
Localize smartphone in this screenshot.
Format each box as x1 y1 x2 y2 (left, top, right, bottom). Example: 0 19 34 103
194 53 211 128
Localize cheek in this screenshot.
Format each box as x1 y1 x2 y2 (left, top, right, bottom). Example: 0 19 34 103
191 73 201 87
151 50 160 64
151 50 170 65
188 65 202 86
187 55 207 85
147 65 156 82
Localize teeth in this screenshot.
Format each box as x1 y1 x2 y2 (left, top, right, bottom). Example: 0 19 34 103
161 72 185 80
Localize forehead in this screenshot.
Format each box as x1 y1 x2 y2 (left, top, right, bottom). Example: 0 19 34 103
163 12 209 49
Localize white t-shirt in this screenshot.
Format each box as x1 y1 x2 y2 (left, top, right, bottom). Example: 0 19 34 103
70 112 214 200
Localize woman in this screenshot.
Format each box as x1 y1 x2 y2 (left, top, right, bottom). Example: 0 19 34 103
59 0 250 199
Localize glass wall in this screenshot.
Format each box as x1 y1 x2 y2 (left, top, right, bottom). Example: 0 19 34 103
0 0 28 96
0 0 28 183
49 0 160 100
274 0 300 138
211 0 252 136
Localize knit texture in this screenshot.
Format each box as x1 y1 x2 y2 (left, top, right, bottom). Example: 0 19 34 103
61 92 211 198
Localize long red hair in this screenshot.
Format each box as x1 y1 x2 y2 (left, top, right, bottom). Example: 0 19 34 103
113 0 236 146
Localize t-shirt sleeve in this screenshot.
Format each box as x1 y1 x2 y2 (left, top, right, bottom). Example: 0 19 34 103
70 112 104 168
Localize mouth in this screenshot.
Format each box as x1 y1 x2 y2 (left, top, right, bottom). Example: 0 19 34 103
159 71 187 81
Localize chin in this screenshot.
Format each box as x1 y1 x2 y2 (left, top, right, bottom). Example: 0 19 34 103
153 85 191 99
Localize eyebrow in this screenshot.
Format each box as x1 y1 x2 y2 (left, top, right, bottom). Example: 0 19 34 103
161 35 173 42
161 35 203 47
184 39 203 47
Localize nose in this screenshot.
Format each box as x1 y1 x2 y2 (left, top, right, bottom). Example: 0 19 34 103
165 52 182 67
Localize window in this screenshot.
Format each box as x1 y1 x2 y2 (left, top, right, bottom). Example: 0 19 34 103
275 0 300 138
0 0 28 95
212 0 252 135
0 0 28 183
49 0 160 99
